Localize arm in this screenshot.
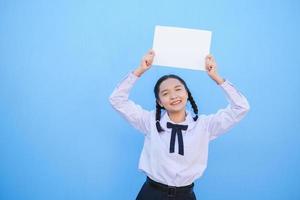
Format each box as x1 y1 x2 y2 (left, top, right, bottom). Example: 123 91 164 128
109 50 155 135
204 55 250 140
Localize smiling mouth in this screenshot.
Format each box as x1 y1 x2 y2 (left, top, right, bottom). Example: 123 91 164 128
170 100 182 105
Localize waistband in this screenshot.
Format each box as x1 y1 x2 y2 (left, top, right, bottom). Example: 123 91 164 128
146 177 194 196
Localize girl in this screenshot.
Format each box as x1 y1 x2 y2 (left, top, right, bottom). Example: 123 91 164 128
109 50 250 200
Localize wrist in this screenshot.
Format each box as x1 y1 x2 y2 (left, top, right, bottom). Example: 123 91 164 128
133 67 144 77
211 75 224 85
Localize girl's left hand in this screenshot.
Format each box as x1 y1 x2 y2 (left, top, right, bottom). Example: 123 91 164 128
205 55 224 85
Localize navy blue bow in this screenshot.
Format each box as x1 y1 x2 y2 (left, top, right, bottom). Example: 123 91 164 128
166 122 188 156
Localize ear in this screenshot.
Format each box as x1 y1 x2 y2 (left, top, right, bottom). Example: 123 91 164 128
157 99 163 108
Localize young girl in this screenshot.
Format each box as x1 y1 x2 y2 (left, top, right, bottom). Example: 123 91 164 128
109 50 250 200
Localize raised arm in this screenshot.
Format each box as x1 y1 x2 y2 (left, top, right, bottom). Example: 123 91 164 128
204 55 250 140
109 50 155 135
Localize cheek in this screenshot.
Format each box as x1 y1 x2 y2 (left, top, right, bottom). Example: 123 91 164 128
158 96 169 106
179 91 188 100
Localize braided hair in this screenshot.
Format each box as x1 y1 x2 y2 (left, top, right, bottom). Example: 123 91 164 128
154 75 199 133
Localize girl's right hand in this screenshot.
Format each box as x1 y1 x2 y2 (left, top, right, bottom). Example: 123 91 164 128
134 50 155 77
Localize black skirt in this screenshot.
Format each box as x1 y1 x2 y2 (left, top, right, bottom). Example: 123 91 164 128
136 177 197 200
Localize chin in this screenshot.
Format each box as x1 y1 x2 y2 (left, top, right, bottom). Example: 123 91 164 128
168 106 186 113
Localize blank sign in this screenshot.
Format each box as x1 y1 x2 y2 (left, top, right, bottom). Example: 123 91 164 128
152 25 212 71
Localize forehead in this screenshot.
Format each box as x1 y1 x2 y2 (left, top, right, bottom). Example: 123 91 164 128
159 78 184 91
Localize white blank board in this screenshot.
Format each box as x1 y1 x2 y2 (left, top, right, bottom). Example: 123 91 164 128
152 25 212 71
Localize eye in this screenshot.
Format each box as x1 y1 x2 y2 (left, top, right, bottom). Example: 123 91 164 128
175 88 182 91
162 92 168 96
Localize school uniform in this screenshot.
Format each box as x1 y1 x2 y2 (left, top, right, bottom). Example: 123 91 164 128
109 72 250 200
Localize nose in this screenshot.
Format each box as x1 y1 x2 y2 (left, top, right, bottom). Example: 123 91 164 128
169 92 177 100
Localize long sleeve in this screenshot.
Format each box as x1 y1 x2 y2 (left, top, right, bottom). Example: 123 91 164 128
109 72 152 135
207 80 250 140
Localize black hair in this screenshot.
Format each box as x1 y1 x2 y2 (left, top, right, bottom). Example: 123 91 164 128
154 74 199 132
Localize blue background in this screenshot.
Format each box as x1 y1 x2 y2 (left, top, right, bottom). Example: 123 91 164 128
1 0 299 199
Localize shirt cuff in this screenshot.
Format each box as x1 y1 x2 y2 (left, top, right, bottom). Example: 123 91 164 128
124 71 139 85
129 71 140 81
219 79 232 89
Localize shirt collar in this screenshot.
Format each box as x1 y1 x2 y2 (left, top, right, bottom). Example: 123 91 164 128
159 110 196 133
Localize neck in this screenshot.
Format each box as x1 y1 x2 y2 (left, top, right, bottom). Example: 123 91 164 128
168 110 186 123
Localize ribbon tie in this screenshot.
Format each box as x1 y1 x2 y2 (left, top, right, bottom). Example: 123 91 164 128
166 122 188 156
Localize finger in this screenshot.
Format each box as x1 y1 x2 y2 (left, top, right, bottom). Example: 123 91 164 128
205 63 210 71
205 63 211 71
206 54 212 60
205 59 210 66
149 49 155 55
146 53 154 59
206 60 212 66
145 56 153 62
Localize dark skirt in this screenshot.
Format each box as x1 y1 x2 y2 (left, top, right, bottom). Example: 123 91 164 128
136 177 197 200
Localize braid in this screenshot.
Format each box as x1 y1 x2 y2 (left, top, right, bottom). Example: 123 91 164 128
187 89 199 121
155 101 164 132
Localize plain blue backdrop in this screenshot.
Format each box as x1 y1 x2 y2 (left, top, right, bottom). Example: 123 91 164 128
1 0 299 199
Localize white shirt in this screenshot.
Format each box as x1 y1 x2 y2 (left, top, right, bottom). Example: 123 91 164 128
109 72 250 187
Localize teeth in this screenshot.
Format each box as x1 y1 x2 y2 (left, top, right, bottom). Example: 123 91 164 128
171 100 181 105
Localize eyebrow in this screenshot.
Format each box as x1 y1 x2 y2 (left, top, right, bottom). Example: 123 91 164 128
174 85 182 88
160 85 183 93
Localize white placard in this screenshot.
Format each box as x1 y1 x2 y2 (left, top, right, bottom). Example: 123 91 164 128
152 25 212 71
